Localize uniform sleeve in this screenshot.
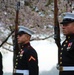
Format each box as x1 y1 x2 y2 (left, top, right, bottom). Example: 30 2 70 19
0 52 3 75
27 49 39 75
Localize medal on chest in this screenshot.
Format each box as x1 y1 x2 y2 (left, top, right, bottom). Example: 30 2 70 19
67 42 72 51
19 50 24 59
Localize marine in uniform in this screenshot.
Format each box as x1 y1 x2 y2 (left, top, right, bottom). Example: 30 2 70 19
13 26 39 75
59 12 74 75
0 52 3 75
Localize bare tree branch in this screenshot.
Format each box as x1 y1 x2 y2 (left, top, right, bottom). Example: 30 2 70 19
2 46 13 52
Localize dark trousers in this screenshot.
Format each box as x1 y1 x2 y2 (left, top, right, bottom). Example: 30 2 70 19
60 71 74 75
13 73 23 75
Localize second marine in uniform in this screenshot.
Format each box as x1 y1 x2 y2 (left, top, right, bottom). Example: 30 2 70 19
59 12 74 75
13 26 39 75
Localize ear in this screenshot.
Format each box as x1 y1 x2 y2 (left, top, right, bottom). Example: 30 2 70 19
26 34 31 39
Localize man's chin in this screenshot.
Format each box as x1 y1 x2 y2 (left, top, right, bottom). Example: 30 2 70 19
63 33 69 36
63 33 67 35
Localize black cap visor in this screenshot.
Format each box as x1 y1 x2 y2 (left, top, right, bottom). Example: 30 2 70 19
60 19 74 25
17 31 27 36
60 21 74 24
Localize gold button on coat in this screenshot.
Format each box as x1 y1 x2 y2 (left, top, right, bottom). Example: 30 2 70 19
65 41 68 43
60 62 62 64
61 48 63 50
60 52 62 55
60 57 62 59
64 44 66 46
16 63 18 65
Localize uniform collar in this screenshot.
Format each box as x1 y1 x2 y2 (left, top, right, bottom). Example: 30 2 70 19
66 34 74 39
21 42 30 48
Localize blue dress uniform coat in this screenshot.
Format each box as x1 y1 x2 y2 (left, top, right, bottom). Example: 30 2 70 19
13 43 39 75
0 52 3 75
59 34 74 75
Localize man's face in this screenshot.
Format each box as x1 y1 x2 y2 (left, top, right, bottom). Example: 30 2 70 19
62 22 74 35
17 33 30 44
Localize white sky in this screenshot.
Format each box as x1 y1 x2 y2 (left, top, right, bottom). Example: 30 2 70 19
2 39 58 73
31 40 58 71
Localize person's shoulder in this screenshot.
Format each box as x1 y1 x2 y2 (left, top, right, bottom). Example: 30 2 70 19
27 45 37 53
